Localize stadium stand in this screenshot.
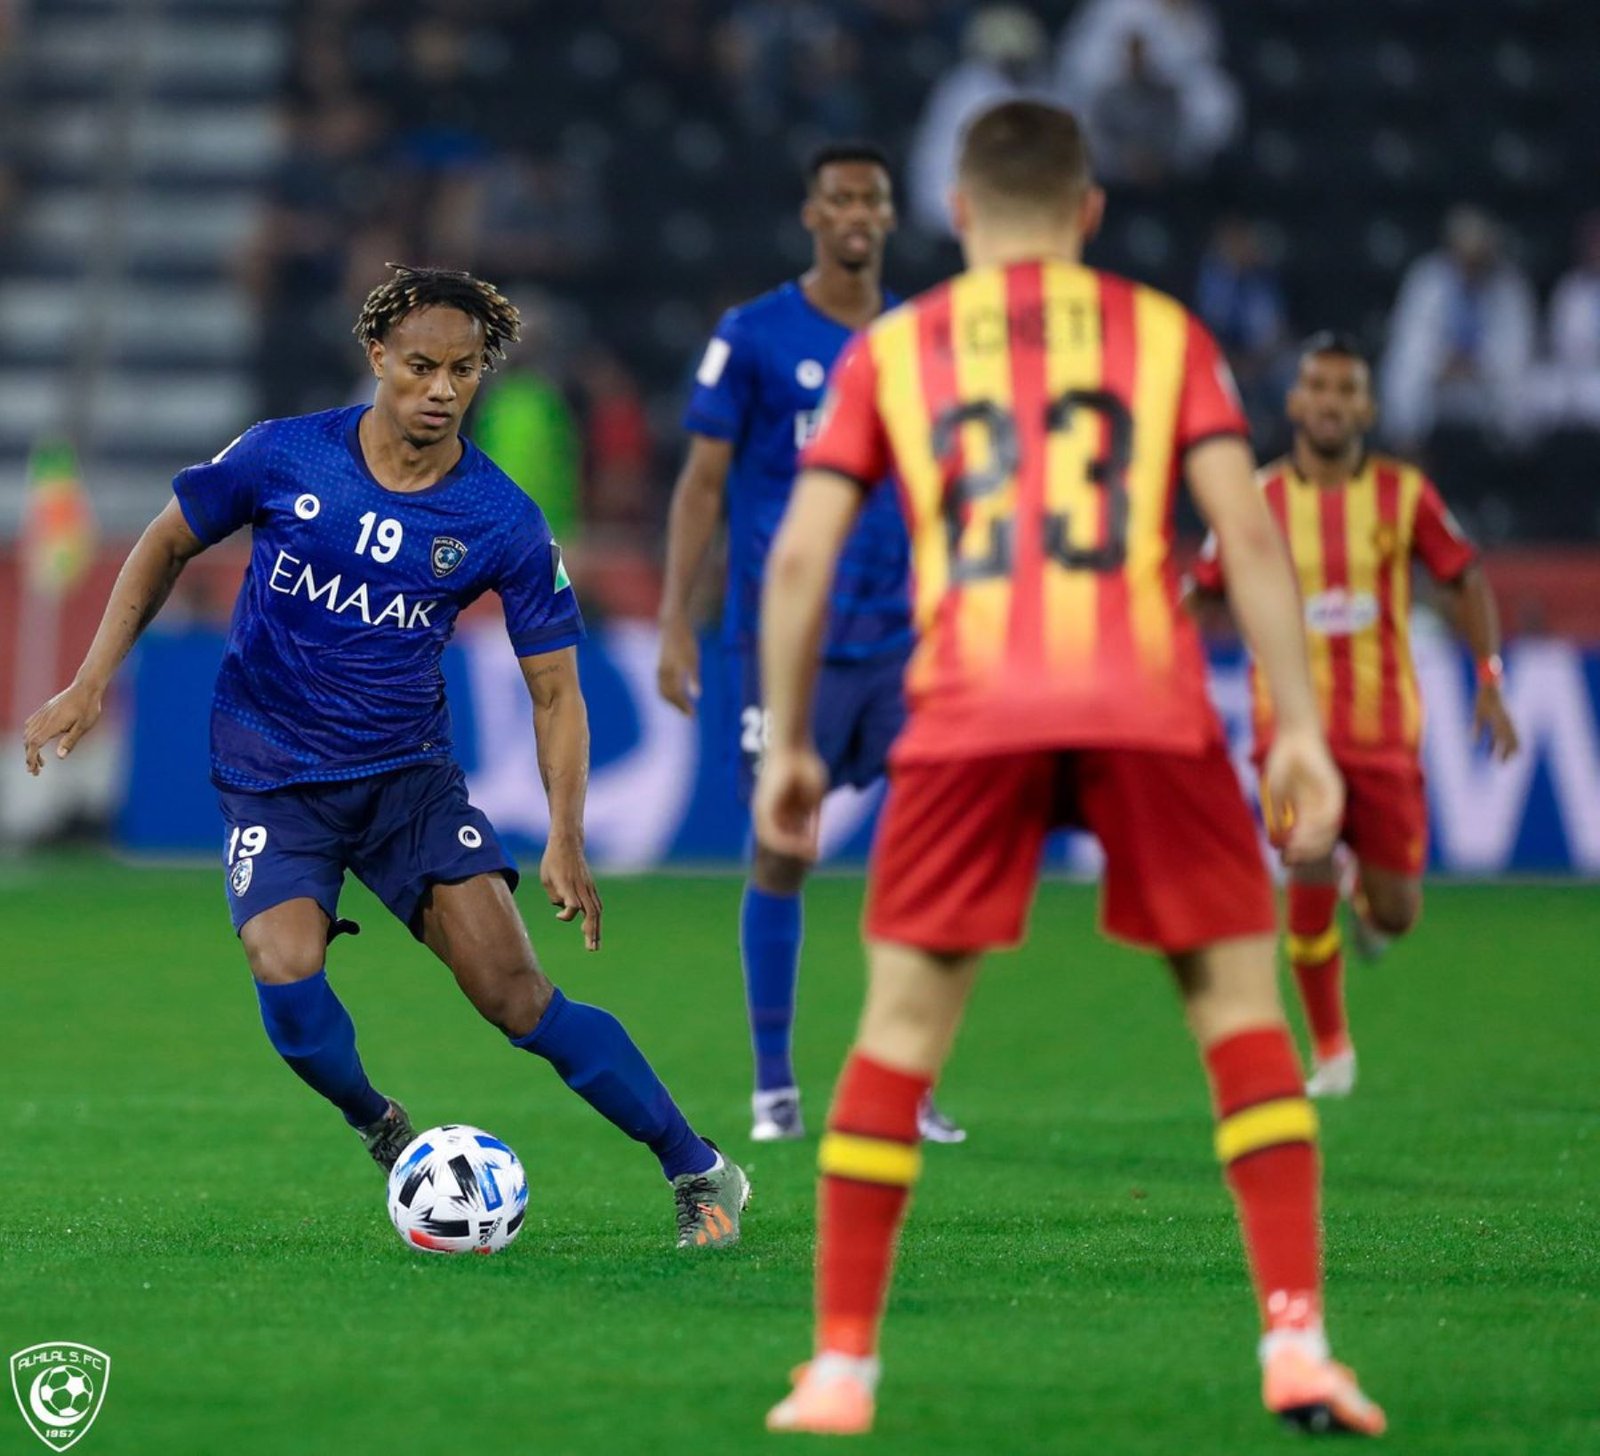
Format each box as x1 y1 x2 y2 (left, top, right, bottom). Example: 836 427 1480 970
0 0 1595 543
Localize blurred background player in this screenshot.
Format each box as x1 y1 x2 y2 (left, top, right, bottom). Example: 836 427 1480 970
755 101 1383 1438
1191 332 1520 1097
23 267 749 1251
656 143 964 1146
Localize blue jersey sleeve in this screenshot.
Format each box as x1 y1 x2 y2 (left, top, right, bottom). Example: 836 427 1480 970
682 310 759 441
497 500 585 657
172 423 270 545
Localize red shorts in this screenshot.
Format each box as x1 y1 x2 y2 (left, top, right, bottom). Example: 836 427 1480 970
865 742 1276 956
1338 757 1429 876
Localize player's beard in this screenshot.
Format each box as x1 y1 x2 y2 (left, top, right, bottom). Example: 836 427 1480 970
1302 429 1358 461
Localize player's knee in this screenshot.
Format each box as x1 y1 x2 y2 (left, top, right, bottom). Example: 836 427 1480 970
470 960 552 1038
244 938 326 986
1366 883 1421 937
751 844 808 896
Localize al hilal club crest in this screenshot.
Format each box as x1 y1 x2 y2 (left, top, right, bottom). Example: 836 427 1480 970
431 536 468 578
10 1342 110 1451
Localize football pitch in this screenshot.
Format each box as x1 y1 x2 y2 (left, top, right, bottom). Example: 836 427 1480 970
2 859 1595 1456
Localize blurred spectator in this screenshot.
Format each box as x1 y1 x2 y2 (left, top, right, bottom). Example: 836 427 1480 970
470 294 583 544
1194 216 1293 443
1058 0 1240 181
1540 213 1600 429
1381 207 1537 451
1082 31 1183 187
473 153 613 281
577 346 655 544
242 98 389 417
716 2 866 138
907 4 1055 235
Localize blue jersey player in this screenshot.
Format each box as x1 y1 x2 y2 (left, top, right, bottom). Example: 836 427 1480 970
25 266 750 1249
657 145 963 1145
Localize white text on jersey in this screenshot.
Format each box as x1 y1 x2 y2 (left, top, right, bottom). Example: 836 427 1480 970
267 549 437 629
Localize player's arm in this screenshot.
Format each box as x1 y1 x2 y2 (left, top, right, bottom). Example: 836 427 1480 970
23 499 205 774
1187 437 1343 862
755 469 864 859
519 646 602 951
656 433 733 713
1412 478 1519 762
1436 564 1516 760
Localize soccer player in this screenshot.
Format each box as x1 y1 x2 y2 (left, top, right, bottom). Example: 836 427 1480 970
1190 332 1520 1097
658 143 963 1145
23 266 750 1250
756 102 1385 1436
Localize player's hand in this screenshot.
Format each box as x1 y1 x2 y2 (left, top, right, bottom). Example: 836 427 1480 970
1473 683 1520 761
23 678 105 776
540 834 603 951
753 745 827 862
1262 727 1345 866
656 617 701 716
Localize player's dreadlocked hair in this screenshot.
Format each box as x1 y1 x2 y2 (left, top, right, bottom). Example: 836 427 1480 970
352 264 520 369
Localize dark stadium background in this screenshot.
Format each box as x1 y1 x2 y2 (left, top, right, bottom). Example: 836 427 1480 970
1 7 1597 1455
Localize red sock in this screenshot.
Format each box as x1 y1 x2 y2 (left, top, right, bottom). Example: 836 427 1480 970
815 1051 931 1357
1288 882 1349 1061
1204 1026 1322 1332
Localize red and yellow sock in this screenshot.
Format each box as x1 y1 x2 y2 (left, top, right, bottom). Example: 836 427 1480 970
1287 882 1350 1062
815 1051 930 1358
1205 1026 1323 1333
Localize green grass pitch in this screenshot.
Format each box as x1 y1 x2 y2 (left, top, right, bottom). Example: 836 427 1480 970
2 859 1595 1455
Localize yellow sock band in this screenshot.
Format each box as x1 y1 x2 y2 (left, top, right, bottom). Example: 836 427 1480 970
1214 1097 1319 1164
819 1132 923 1187
1287 926 1342 965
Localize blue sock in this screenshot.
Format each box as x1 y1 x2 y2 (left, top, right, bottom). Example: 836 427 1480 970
512 989 715 1180
256 971 389 1128
742 884 802 1093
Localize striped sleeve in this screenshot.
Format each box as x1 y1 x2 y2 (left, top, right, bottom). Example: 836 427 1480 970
799 333 889 489
1411 475 1477 582
1176 315 1250 452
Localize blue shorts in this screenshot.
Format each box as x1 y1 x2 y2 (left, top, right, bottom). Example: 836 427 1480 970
734 645 910 802
217 760 518 936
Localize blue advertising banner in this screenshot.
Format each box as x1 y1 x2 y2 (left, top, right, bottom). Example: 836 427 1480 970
120 622 1600 875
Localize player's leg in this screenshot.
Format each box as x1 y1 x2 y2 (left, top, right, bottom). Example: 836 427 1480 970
221 789 409 1164
745 843 809 1139
352 762 746 1244
841 647 967 1146
1284 854 1357 1098
1085 745 1383 1435
739 646 809 1138
415 872 748 1246
1342 760 1428 961
240 899 410 1163
769 753 1047 1435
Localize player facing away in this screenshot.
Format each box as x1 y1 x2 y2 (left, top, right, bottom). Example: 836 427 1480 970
23 266 750 1250
657 143 963 1145
755 103 1386 1437
1190 332 1520 1098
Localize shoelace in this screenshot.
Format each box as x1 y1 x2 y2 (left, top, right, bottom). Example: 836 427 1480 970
674 1175 718 1237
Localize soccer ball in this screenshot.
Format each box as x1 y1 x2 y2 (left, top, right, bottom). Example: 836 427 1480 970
385 1124 528 1255
37 1366 94 1419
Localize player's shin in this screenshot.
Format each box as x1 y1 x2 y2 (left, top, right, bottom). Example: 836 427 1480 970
742 883 804 1093
1287 882 1350 1065
510 987 716 1179
1204 1025 1324 1340
815 1051 930 1359
255 970 389 1127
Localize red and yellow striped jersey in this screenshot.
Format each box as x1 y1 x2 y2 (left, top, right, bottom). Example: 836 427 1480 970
1193 456 1476 765
802 258 1246 761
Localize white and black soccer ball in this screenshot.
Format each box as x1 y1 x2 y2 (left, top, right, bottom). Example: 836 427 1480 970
386 1124 528 1255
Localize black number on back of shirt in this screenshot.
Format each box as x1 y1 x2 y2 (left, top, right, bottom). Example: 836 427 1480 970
932 390 1133 582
